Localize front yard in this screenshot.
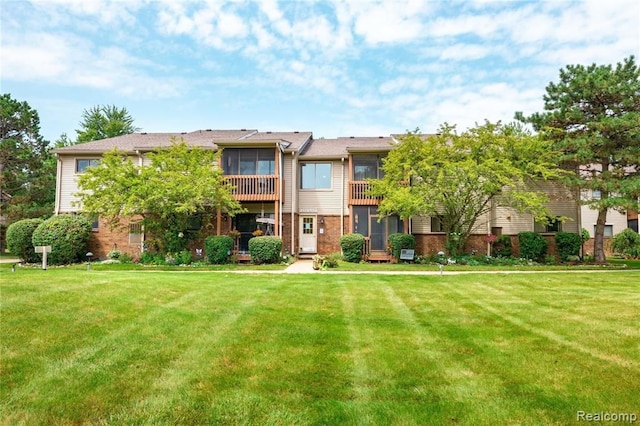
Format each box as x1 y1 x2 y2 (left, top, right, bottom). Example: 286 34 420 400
1 269 638 424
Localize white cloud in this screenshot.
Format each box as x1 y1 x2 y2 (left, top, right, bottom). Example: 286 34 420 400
1 31 182 98
439 43 492 61
347 0 434 44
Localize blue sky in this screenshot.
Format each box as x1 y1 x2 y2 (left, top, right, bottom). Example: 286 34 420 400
2 0 638 143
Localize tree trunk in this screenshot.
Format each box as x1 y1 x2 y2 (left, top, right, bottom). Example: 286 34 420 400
593 208 608 263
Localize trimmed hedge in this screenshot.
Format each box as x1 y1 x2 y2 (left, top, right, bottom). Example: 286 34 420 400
611 228 640 258
555 232 582 261
204 235 235 264
340 233 365 263
517 231 548 261
31 215 92 265
6 218 44 262
493 235 512 257
388 233 416 261
248 236 282 264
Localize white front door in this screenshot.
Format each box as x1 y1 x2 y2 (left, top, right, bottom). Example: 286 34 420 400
299 215 317 253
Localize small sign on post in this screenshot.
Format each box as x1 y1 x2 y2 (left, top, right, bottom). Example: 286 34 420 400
35 246 52 270
400 249 415 261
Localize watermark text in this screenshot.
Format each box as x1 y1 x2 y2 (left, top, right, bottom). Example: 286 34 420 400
577 411 637 423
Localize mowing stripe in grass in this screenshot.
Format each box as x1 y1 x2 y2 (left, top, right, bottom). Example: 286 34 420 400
471 280 640 342
438 278 640 372
341 285 372 405
3 286 209 407
109 292 266 422
3 271 639 424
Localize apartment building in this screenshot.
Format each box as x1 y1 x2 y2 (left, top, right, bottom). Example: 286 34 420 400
54 129 582 260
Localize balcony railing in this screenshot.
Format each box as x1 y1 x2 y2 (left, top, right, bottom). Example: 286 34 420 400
349 181 381 205
225 175 279 201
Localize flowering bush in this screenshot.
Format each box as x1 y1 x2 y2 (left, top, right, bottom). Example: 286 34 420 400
484 234 498 243
252 229 264 237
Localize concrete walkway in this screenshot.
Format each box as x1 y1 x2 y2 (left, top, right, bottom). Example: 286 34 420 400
284 259 315 273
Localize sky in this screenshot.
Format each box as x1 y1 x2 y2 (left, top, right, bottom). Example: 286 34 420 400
2 0 639 143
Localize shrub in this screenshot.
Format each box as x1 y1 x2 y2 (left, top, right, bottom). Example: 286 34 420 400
611 228 640 258
388 233 416 261
204 235 235 264
555 232 582 261
517 231 548 261
323 252 341 268
492 235 512 257
31 215 92 265
6 218 44 262
340 233 365 263
140 251 164 265
249 236 282 264
175 250 193 265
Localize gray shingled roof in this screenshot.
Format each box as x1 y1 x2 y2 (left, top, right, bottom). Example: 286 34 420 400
242 131 313 151
52 130 405 157
300 136 395 159
52 129 315 154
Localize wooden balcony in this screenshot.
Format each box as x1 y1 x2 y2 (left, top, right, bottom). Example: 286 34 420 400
225 175 279 201
349 181 381 205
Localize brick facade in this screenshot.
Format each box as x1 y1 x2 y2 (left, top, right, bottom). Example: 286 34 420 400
317 215 348 255
88 216 144 260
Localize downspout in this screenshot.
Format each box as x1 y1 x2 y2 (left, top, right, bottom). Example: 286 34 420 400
487 198 493 256
55 154 62 215
291 151 297 255
136 150 145 252
577 187 583 259
279 148 284 239
341 157 345 238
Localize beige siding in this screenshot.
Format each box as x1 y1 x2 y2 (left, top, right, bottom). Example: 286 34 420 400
298 160 347 215
492 207 533 234
411 211 490 235
57 155 140 213
58 156 84 212
411 216 430 234
282 156 293 213
546 200 579 233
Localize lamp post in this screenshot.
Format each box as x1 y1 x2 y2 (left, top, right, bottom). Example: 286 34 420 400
86 252 93 270
437 251 445 276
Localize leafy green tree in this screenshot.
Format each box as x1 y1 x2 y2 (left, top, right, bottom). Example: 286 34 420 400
370 121 565 255
74 138 244 252
0 93 55 221
76 105 139 142
52 132 76 148
517 56 640 263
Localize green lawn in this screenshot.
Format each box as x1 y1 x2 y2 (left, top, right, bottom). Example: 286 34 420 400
2 269 639 425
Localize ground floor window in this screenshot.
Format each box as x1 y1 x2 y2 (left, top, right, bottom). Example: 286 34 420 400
593 224 613 237
535 216 562 233
129 222 143 245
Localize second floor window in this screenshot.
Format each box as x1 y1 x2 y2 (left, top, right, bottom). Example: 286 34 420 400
353 154 384 180
76 159 100 173
301 163 331 189
223 148 275 175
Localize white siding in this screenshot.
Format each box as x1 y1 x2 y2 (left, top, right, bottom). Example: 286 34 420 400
298 160 347 215
581 206 628 237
